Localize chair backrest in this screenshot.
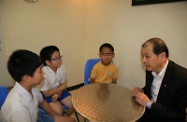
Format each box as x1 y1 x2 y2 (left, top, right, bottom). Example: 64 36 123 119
84 58 100 85
0 86 9 110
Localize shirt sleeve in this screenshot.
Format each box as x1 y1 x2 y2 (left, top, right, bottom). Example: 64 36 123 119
40 76 51 91
61 66 67 83
34 87 43 103
112 66 118 80
90 64 98 79
40 67 52 91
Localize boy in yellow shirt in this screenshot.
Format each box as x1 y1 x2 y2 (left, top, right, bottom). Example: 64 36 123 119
90 43 118 84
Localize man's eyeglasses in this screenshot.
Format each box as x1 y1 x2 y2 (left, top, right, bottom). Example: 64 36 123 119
100 53 114 56
51 56 63 62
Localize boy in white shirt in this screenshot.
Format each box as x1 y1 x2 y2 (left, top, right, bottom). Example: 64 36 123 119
39 46 74 116
1 49 75 122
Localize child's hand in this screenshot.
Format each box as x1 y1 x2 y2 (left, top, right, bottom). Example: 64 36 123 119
52 93 60 101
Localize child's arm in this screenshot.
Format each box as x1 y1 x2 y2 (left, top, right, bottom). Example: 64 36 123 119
112 67 118 84
58 83 67 94
112 79 117 84
39 99 58 116
90 64 97 84
51 83 67 101
89 77 95 84
42 84 66 97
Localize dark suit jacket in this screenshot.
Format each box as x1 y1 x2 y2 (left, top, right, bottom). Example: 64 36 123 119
138 60 187 122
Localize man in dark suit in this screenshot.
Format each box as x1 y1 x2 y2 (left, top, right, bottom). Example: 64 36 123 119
132 37 187 122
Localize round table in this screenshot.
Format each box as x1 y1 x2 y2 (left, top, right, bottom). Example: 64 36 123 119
72 83 145 122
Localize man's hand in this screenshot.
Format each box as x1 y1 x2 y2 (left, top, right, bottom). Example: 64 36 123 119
132 87 143 97
134 91 151 107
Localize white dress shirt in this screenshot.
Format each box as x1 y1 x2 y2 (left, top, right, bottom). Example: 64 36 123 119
1 82 43 122
151 60 168 102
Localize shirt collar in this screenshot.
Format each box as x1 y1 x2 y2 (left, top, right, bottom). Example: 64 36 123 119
46 66 62 73
152 60 169 78
16 82 33 103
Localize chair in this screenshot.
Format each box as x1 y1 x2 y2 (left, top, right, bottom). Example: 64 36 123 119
0 86 9 110
84 58 101 85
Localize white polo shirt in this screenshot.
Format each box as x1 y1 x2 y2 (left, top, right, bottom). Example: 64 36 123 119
0 111 5 122
1 82 43 122
40 65 66 91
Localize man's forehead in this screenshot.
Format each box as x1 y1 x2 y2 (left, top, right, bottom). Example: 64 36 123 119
143 42 153 47
141 46 153 54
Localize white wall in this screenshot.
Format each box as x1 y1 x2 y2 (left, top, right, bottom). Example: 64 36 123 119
86 0 187 89
0 14 11 86
0 0 86 87
0 0 187 89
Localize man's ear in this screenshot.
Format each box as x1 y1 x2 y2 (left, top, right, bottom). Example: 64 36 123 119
160 52 166 59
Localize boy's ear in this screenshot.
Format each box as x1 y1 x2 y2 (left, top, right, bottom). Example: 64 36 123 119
46 60 51 65
113 53 115 58
98 53 102 58
22 75 31 83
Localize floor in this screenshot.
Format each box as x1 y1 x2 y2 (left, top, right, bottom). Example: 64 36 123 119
71 112 85 122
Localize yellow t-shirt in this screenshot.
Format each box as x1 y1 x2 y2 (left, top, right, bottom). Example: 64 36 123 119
90 61 118 83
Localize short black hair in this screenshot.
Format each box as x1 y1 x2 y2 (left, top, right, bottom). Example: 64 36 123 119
7 49 42 82
142 37 169 57
40 45 60 66
99 43 114 53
